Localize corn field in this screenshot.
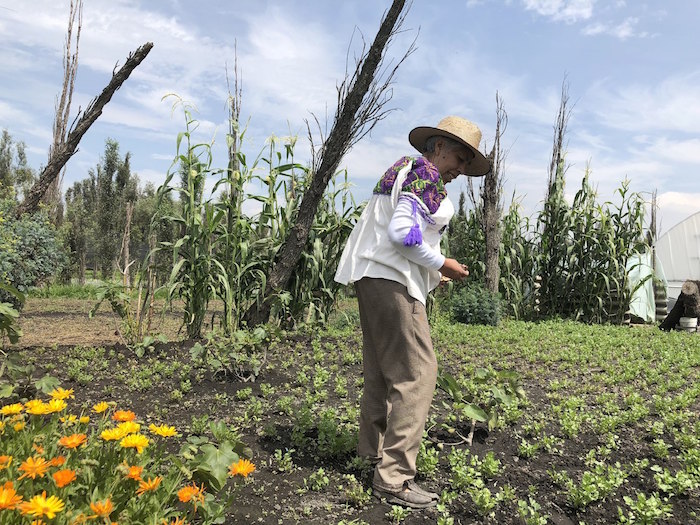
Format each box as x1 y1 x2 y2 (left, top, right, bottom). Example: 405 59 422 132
151 102 361 337
448 162 649 324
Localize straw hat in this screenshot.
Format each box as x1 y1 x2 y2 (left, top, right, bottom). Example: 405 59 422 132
408 116 490 177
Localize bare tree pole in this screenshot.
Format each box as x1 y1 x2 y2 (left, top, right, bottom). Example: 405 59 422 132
482 92 508 294
244 0 414 326
16 42 154 218
119 201 134 288
548 80 571 189
43 0 83 225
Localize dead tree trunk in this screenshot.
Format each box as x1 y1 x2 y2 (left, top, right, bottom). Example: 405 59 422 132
482 93 507 294
243 0 412 327
15 42 153 218
659 279 700 331
43 0 82 225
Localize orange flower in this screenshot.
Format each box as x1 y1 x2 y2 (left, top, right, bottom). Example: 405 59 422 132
177 483 205 509
18 456 51 480
89 498 114 518
58 433 87 449
0 455 12 470
0 481 23 510
33 444 45 455
124 464 143 481
162 518 188 525
112 410 136 422
30 520 47 525
228 458 255 478
53 469 77 488
136 476 162 496
49 456 66 467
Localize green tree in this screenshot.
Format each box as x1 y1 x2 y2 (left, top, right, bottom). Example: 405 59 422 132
93 139 136 278
0 130 37 201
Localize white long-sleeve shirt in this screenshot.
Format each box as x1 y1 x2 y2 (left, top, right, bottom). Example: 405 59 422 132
335 158 454 305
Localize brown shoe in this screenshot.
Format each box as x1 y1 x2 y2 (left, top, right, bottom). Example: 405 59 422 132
373 480 438 509
406 480 439 500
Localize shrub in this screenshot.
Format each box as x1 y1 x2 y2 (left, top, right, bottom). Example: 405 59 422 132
450 284 501 326
0 199 67 309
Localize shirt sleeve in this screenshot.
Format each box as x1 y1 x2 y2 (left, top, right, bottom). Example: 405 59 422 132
387 196 446 271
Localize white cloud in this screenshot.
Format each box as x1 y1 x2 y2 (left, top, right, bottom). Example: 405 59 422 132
583 16 644 40
590 72 700 135
522 0 595 23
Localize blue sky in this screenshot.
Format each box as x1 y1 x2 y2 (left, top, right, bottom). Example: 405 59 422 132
1 0 699 236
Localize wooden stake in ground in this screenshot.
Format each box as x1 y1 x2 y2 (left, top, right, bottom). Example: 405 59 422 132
243 0 413 327
15 42 154 218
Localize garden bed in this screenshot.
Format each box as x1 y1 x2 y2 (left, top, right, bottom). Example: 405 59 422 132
5 298 700 524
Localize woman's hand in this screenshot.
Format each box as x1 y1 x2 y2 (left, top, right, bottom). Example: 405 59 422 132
440 258 469 281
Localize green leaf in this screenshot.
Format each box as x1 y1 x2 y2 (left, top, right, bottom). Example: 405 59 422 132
34 375 61 394
461 404 488 422
0 382 15 398
192 441 240 491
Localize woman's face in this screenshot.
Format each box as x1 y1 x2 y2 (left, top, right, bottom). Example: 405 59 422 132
432 140 474 184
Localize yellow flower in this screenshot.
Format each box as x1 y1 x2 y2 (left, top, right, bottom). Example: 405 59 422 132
136 476 162 496
25 399 49 415
58 433 87 449
89 497 114 518
112 410 136 422
101 427 127 441
0 481 23 509
45 399 67 413
18 456 51 480
149 423 177 437
53 469 77 488
60 414 78 424
79 416 90 424
229 458 256 478
0 402 23 415
120 433 149 454
93 402 109 413
0 455 12 470
18 491 65 519
14 421 26 431
30 520 47 525
116 421 141 435
24 399 44 414
177 483 205 509
49 387 74 400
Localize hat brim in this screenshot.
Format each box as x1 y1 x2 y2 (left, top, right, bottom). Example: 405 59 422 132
408 126 491 177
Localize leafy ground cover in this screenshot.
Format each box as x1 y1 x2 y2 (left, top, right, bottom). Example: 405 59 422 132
5 298 700 524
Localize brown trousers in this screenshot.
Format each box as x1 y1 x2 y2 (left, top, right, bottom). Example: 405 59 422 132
354 277 438 490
